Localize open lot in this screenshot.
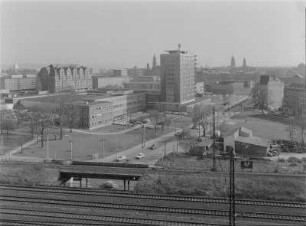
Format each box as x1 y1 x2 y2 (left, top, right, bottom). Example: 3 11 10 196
156 152 306 174
15 126 174 161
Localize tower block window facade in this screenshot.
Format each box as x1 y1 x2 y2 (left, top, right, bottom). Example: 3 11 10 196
160 47 196 105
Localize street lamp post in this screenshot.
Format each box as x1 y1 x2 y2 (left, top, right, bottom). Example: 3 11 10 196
46 128 50 159
65 135 73 161
100 134 105 158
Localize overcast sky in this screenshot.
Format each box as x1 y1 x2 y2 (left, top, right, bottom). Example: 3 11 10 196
1 0 305 69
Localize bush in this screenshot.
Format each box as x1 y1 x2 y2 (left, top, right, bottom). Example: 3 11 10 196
289 162 299 167
277 158 285 162
287 157 301 163
0 163 60 186
134 173 306 202
301 157 306 162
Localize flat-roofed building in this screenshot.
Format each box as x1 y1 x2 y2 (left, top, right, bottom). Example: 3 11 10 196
259 75 284 111
235 136 270 157
195 82 204 96
124 76 160 93
92 76 130 89
71 100 113 129
283 83 306 117
0 75 37 91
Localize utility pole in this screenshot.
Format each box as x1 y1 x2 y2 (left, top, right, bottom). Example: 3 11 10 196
212 105 217 171
141 125 146 148
115 133 118 158
46 128 49 159
228 146 236 226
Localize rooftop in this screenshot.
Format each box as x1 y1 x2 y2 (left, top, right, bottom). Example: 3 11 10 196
195 139 214 147
71 100 112 106
286 83 306 90
235 136 270 147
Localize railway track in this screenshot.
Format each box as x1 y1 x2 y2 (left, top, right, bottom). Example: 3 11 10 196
1 184 305 209
1 195 306 223
0 207 223 226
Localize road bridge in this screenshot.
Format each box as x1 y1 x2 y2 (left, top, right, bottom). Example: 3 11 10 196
59 164 148 190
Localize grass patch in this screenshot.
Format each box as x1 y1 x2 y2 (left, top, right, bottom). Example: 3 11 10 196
134 174 306 202
0 162 60 186
0 133 33 155
156 153 306 174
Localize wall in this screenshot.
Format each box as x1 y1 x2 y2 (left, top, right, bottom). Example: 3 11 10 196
235 141 267 157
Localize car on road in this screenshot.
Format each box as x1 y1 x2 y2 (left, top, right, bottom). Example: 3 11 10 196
115 156 127 162
136 153 145 159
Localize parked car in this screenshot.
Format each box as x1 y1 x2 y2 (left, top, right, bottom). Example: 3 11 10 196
116 156 127 162
100 180 119 189
175 131 182 136
148 144 155 150
136 153 145 159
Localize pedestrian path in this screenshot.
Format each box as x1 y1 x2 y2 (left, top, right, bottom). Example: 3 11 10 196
3 137 37 157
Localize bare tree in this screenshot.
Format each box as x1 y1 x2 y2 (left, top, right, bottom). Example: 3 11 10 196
199 105 213 137
150 110 162 135
179 130 196 153
192 105 202 129
1 119 17 136
53 91 75 138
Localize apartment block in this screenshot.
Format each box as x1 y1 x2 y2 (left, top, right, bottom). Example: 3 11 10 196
0 75 37 91
37 64 92 93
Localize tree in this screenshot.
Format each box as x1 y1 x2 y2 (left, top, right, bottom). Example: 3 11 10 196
25 107 55 148
150 110 163 135
199 105 213 137
35 112 53 148
192 105 202 129
1 119 17 136
192 104 213 136
179 130 196 153
53 92 75 138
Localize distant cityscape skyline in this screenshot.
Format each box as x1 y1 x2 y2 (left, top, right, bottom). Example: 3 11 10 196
1 1 305 69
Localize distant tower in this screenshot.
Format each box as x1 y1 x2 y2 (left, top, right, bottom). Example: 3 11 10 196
152 54 157 69
13 63 19 72
243 58 247 68
231 56 236 68
147 63 150 71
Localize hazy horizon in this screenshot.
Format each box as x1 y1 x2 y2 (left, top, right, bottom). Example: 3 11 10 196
1 1 305 69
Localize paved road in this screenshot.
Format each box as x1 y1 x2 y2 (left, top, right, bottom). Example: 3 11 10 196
89 129 184 165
